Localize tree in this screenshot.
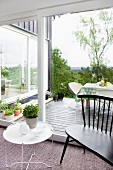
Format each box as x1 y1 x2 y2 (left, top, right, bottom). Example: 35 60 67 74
75 67 93 85
52 48 76 97
74 9 113 81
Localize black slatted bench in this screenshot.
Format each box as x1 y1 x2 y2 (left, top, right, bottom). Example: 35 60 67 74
60 94 113 166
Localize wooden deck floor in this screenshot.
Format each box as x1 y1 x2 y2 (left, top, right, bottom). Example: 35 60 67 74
46 98 113 137
46 98 83 136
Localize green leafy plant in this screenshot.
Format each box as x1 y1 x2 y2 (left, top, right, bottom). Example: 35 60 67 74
104 78 108 83
22 104 39 118
16 97 22 107
14 105 21 110
0 101 8 110
16 97 20 103
5 109 14 116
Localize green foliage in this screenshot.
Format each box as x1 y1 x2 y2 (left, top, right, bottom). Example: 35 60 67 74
1 67 9 78
8 67 20 85
0 101 8 110
74 9 113 81
16 97 20 103
104 67 113 83
30 68 37 85
5 66 37 88
52 48 76 96
14 105 21 110
104 78 108 83
74 67 93 85
5 109 14 115
74 66 113 85
16 97 22 107
23 104 40 118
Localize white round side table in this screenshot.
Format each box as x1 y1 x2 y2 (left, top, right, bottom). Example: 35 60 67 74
3 121 53 170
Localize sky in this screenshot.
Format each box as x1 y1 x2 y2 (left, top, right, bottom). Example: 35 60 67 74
52 10 113 68
52 14 90 67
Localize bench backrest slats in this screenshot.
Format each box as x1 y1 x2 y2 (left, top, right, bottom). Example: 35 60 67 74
81 99 86 127
110 114 113 136
78 94 113 136
97 98 101 130
105 100 110 134
88 100 90 127
101 99 105 132
93 98 96 129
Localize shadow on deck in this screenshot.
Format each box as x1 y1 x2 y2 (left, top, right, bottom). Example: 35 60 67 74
46 98 83 137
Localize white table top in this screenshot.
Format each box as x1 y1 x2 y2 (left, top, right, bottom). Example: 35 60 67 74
83 83 113 91
3 121 53 145
96 90 113 98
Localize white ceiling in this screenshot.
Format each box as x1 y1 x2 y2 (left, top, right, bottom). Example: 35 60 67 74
0 0 113 24
0 0 86 17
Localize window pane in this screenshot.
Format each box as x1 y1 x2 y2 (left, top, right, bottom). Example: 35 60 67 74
30 37 37 90
0 26 27 99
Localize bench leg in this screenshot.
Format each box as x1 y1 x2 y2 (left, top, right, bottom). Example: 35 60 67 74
83 147 85 154
86 100 89 107
60 135 69 164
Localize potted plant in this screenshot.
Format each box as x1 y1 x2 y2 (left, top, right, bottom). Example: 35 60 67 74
57 85 64 100
0 100 8 110
45 90 51 100
15 97 23 113
16 97 21 106
22 104 40 129
53 84 65 101
4 108 14 120
0 100 8 117
14 105 21 116
53 94 58 101
104 78 108 86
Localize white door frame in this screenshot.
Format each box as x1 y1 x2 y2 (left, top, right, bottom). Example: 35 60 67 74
37 16 46 122
36 0 113 122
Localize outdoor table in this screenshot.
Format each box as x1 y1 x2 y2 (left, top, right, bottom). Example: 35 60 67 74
83 83 113 91
78 83 113 95
77 83 113 107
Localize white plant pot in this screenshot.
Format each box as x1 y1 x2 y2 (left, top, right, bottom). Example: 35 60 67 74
26 117 38 129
